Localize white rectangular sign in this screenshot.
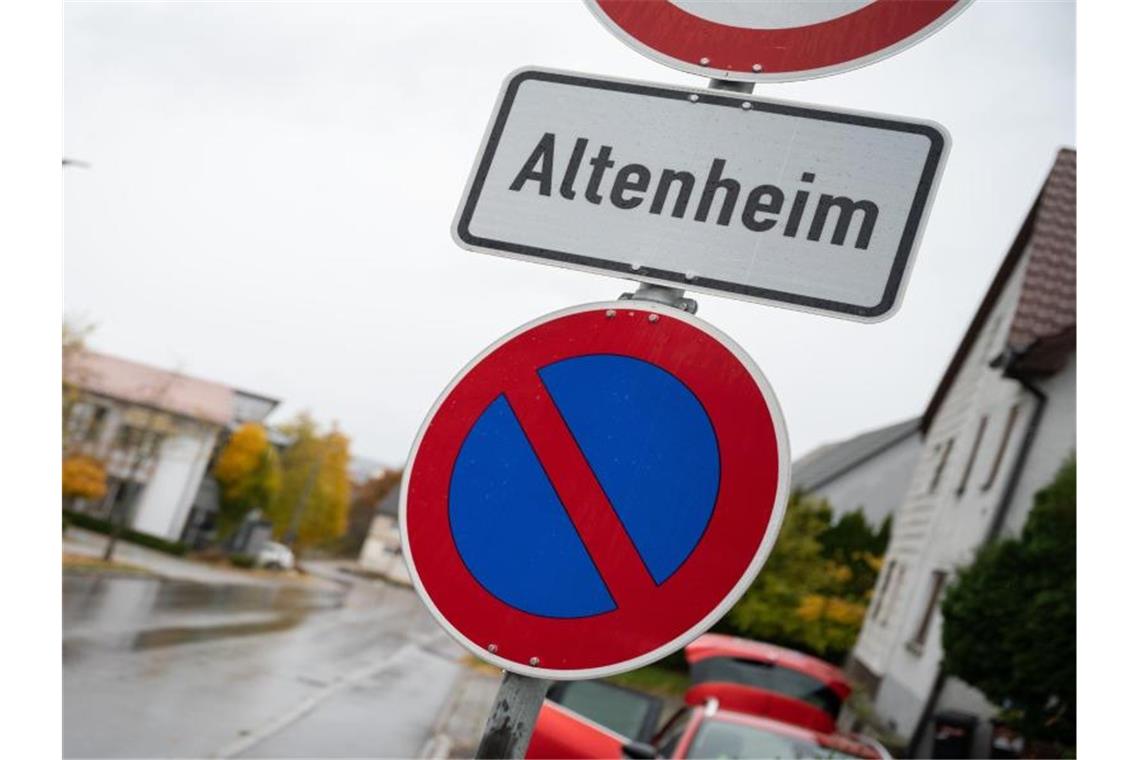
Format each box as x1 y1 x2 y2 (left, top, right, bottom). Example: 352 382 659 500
454 68 949 321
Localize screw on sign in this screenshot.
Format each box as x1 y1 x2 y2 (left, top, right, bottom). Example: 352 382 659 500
585 0 974 82
400 302 789 681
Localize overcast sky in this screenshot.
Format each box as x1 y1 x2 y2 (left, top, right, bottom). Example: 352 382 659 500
64 1 1075 468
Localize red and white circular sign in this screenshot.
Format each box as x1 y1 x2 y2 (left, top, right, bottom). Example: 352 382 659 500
585 0 973 82
401 302 789 679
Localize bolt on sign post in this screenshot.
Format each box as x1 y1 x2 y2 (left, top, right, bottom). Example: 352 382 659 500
405 1 972 756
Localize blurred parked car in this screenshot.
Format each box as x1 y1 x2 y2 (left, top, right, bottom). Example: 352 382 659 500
255 541 294 570
527 634 889 759
531 694 885 759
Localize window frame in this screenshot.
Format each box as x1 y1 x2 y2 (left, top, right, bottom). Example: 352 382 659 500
981 404 1021 491
928 438 955 494
956 415 989 496
870 559 896 623
907 569 948 653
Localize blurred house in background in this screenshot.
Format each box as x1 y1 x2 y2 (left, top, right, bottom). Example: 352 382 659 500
63 350 280 543
849 148 1076 758
349 456 386 485
359 480 409 585
791 417 922 530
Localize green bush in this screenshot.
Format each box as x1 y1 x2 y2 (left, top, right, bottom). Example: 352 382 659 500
63 509 188 556
229 554 256 569
941 457 1076 751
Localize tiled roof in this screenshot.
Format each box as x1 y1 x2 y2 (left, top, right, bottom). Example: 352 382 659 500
792 417 921 493
922 148 1076 432
1007 148 1076 354
64 350 235 426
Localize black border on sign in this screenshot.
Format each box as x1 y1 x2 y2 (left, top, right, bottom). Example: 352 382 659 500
454 69 947 320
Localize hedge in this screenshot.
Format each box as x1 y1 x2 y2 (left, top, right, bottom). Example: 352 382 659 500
63 509 189 556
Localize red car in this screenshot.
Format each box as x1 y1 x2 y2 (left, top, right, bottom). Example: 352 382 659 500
526 635 889 759
684 634 852 735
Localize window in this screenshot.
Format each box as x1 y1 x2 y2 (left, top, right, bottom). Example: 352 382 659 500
884 565 907 626
114 425 163 458
956 416 989 496
547 680 662 743
928 438 955 493
84 405 108 443
871 560 897 622
654 707 695 757
686 718 866 760
689 657 843 719
908 570 948 652
982 404 1021 491
66 402 92 442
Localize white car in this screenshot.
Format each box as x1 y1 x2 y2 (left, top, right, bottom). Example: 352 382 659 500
256 541 295 571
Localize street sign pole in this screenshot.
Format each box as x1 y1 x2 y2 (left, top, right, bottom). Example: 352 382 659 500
474 672 553 759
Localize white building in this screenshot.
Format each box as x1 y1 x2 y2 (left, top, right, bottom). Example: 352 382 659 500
791 417 921 530
64 350 279 543
358 484 410 585
849 149 1075 757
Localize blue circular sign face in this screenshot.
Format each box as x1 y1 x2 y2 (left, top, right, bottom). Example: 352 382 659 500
448 355 720 618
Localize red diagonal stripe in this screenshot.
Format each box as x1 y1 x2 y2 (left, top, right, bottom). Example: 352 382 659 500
505 371 658 608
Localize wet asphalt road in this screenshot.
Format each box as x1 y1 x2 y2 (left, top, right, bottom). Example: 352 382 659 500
63 571 466 758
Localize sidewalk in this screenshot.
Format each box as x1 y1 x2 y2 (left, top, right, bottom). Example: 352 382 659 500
63 527 342 590
420 658 502 758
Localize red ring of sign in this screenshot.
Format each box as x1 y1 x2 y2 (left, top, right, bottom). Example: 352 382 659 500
590 0 967 80
402 303 788 677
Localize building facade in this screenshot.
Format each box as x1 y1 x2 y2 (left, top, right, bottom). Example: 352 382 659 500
358 484 410 585
791 417 922 530
849 149 1076 757
63 350 279 543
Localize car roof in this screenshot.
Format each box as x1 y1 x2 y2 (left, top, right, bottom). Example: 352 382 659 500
685 634 852 699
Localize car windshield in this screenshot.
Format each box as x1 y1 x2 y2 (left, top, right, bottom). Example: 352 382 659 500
686 718 864 760
550 680 658 741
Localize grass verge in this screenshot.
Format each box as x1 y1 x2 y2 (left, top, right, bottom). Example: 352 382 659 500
606 664 690 697
63 552 154 577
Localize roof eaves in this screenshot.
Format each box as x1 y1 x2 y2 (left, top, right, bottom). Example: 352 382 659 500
920 184 1045 435
795 418 921 493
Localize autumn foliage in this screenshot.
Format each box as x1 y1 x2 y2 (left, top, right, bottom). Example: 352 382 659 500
267 414 352 551
725 493 889 660
213 422 281 537
62 455 107 501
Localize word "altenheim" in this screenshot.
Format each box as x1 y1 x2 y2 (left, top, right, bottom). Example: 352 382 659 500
509 133 881 250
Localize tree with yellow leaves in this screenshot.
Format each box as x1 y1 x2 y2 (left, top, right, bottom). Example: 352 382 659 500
213 422 281 539
268 414 352 553
63 454 107 502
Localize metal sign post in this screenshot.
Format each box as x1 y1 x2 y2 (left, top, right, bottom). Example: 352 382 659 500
474 672 553 759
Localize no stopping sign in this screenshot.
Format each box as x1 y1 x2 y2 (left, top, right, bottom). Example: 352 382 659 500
401 302 789 679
